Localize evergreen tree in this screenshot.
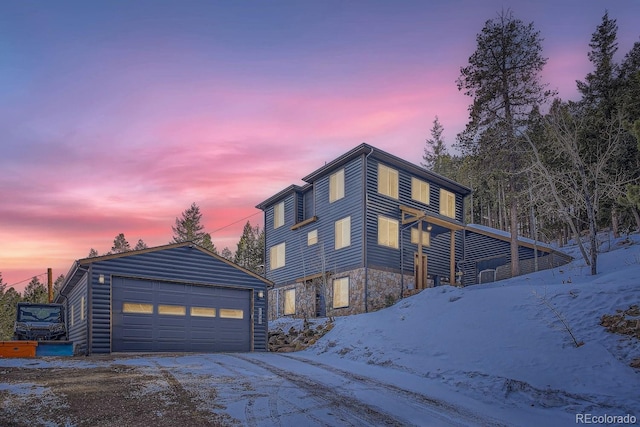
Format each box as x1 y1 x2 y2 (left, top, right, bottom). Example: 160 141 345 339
220 247 234 261
111 233 131 254
421 116 449 173
134 239 148 251
199 233 218 254
87 248 99 258
0 274 21 340
457 10 554 277
23 277 48 303
234 221 264 273
171 202 216 250
53 274 65 301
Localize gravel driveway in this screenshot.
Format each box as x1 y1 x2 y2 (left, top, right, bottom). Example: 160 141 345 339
1 353 502 427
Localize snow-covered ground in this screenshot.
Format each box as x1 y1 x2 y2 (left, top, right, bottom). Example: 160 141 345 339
274 232 640 423
1 232 639 426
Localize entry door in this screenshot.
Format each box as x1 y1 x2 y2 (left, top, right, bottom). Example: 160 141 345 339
414 253 427 290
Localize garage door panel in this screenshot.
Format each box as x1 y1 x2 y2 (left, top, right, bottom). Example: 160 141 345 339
112 277 251 353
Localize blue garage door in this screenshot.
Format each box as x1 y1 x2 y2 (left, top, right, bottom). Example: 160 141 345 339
112 277 251 352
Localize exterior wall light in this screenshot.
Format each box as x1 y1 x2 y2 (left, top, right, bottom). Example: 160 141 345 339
98 274 105 284
257 290 265 299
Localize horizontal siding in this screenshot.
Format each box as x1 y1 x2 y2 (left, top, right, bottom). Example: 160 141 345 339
264 157 365 286
366 158 465 273
88 246 267 354
66 273 88 355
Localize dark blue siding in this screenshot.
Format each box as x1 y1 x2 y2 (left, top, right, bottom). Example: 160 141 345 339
85 246 267 354
264 157 364 285
66 274 88 354
366 158 464 273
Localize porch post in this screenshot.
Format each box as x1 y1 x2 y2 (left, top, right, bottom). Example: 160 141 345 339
450 230 456 285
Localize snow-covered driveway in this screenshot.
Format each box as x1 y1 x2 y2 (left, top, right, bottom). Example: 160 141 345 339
124 352 557 426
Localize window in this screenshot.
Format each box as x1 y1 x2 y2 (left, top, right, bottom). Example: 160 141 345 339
270 242 286 269
81 296 85 321
411 228 431 246
284 289 296 315
308 229 318 246
123 302 153 314
191 307 216 317
335 216 351 249
274 201 285 228
158 304 186 316
412 177 430 204
333 277 349 308
378 164 398 199
220 308 244 319
329 169 345 202
378 216 399 248
440 189 456 218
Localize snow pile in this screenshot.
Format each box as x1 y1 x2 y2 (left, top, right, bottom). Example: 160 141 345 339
301 232 640 415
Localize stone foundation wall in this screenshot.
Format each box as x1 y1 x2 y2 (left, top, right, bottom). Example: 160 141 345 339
268 268 415 320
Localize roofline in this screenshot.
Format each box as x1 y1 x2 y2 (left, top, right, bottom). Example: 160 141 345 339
256 143 472 211
58 241 273 298
303 143 472 196
465 225 573 259
255 184 300 210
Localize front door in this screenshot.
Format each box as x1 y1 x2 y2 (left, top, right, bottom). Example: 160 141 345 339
414 253 427 290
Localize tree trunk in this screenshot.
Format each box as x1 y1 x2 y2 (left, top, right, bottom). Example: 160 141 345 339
510 197 520 277
631 206 640 232
611 206 620 238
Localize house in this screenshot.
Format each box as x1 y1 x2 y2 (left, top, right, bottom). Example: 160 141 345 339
257 143 571 320
55 242 270 355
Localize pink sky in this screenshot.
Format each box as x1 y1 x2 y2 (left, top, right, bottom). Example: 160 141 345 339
1 1 639 291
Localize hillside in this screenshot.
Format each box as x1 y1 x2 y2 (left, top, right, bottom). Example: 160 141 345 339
274 232 640 422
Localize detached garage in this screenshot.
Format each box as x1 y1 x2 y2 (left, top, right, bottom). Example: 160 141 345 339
56 242 271 355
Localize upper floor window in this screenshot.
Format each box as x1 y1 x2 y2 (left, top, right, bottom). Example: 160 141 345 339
411 177 430 205
335 216 351 250
330 169 345 203
378 216 399 249
270 242 286 269
274 201 285 228
440 189 456 219
378 164 398 199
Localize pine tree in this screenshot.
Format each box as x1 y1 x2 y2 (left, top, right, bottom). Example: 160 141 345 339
111 233 131 254
87 248 99 258
457 9 554 277
234 221 264 273
0 273 21 340
53 274 65 300
23 277 48 303
200 233 218 254
171 203 215 250
421 116 449 172
220 247 234 261
134 239 148 251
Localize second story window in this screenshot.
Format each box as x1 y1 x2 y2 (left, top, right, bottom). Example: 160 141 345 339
274 201 285 228
411 177 430 205
378 164 398 199
440 189 456 219
378 216 399 249
270 242 286 269
329 169 345 203
335 216 351 250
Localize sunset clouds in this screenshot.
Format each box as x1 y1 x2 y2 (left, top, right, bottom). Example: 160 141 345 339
1 1 639 290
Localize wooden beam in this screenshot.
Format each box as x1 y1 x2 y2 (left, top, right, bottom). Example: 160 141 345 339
450 231 456 286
